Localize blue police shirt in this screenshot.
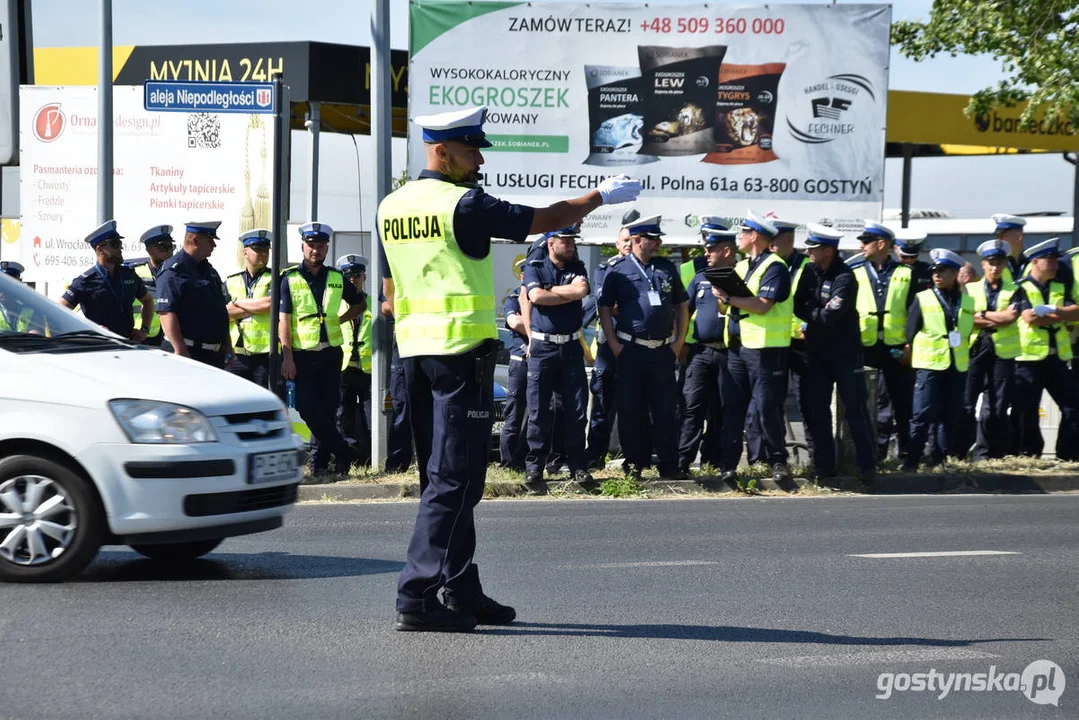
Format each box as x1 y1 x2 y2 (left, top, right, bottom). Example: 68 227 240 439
502 291 528 358
154 251 229 344
280 263 364 345
726 251 791 339
598 254 687 340
379 169 535 278
63 263 147 337
592 256 620 302
686 272 726 343
523 257 589 335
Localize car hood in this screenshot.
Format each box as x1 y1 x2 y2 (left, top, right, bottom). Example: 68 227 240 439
1 346 285 416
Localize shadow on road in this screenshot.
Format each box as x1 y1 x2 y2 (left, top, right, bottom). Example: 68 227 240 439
485 622 1047 647
73 551 405 583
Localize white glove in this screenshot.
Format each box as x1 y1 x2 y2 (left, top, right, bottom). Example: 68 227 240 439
596 174 642 205
1033 304 1057 318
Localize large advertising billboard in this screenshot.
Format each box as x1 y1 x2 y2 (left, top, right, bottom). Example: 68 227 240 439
19 85 275 289
409 2 891 239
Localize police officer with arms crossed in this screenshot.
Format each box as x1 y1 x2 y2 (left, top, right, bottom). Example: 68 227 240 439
498 278 529 470
337 254 374 465
902 249 975 471
61 221 154 342
599 215 689 481
794 225 877 488
379 106 641 632
124 225 176 346
585 210 636 469
853 221 918 461
714 211 793 485
225 229 275 387
523 224 594 489
279 222 367 476
964 240 1021 459
1010 238 1079 460
155 221 233 367
678 222 737 473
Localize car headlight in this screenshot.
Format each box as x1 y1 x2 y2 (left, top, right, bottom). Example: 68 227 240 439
108 399 218 444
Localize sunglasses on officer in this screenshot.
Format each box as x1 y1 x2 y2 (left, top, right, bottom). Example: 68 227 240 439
97 239 122 249
151 240 175 251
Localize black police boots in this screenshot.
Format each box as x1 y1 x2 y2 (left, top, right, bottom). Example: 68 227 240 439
446 594 517 625
523 470 547 494
395 606 478 633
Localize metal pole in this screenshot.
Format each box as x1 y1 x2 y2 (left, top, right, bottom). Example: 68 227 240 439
900 143 913 228
267 74 289 391
370 0 391 469
97 0 113 223
1067 153 1079 248
308 101 320 220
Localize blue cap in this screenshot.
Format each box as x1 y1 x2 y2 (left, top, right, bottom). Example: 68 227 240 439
0 260 24 278
414 106 492 148
184 221 221 238
928 248 965 271
240 229 272 247
300 221 333 241
857 221 895 243
740 210 777 238
803 224 843 248
977 240 1008 259
1026 238 1061 261
85 220 123 247
991 213 1027 234
544 223 581 240
624 214 664 237
140 225 173 246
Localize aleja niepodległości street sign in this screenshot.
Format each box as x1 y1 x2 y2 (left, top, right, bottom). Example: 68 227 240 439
143 81 275 114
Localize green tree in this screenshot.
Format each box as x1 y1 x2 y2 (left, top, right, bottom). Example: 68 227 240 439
892 0 1078 128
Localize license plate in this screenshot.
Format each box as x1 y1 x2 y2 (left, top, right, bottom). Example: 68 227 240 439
491 421 505 436
248 450 299 484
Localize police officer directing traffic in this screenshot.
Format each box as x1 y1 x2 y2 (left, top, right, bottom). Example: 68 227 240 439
599 214 689 481
378 105 641 632
902 249 975 471
523 224 593 489
61 221 154 341
225 229 275 387
124 225 176 346
794 225 877 488
155 221 233 367
964 239 1021 459
677 222 736 473
715 211 793 485
279 222 367 476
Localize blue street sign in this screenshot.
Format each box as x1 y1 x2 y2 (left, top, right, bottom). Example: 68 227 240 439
143 81 275 114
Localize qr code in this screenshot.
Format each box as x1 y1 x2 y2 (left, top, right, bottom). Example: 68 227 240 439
187 113 221 148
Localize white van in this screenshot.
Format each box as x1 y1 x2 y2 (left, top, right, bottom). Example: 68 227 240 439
0 273 303 582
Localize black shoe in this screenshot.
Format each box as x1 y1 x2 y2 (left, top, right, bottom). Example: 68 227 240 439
571 469 596 486
812 469 837 488
720 470 738 484
586 456 606 471
659 469 689 481
446 595 516 625
900 462 919 473
395 606 478 633
771 463 793 483
856 468 877 493
523 469 547 494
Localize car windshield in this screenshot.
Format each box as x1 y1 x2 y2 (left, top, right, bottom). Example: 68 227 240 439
0 273 133 351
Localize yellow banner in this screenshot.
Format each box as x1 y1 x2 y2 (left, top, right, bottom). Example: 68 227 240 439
887 90 1079 152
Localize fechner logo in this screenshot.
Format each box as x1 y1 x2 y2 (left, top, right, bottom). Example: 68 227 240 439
33 103 65 142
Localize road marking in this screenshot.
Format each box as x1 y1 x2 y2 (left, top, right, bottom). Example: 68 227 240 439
575 560 721 569
845 557 1014 561
757 648 999 668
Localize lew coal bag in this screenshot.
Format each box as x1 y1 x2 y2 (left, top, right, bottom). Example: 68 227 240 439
584 66 658 166
702 62 786 165
638 45 727 157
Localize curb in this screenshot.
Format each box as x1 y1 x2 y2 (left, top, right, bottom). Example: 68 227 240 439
298 473 1079 502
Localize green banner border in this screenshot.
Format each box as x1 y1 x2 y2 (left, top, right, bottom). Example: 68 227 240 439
410 0 522 55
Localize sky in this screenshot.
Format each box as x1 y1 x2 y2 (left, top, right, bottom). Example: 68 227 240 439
26 0 1079 226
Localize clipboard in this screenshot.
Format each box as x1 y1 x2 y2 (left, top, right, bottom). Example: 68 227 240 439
703 266 754 298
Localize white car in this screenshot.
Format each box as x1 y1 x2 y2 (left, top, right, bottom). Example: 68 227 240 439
0 273 303 582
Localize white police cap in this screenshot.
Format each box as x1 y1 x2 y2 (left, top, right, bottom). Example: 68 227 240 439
337 254 368 272
991 213 1027 233
765 213 798 232
240 229 272 247
184 220 221 238
299 221 333 240
414 106 492 148
928 248 965 270
85 220 123 246
1026 237 1061 261
894 230 927 257
740 210 777 237
140 225 173 245
857 220 895 243
977 239 1008 259
803 223 843 248
623 214 664 237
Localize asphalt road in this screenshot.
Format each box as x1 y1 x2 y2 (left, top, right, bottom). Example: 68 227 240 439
1 494 1077 720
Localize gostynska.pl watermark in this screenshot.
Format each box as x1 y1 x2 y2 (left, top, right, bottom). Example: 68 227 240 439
876 660 1065 706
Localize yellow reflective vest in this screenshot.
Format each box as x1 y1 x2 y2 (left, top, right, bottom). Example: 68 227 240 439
965 279 1020 360
911 288 974 371
854 263 912 347
377 178 496 358
226 269 273 354
0 306 33 332
734 252 793 349
285 267 345 350
1016 278 1073 362
129 262 161 338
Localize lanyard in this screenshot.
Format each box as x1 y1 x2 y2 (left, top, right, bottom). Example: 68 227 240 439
932 287 959 330
244 269 267 299
95 265 126 307
629 254 657 292
984 279 999 310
